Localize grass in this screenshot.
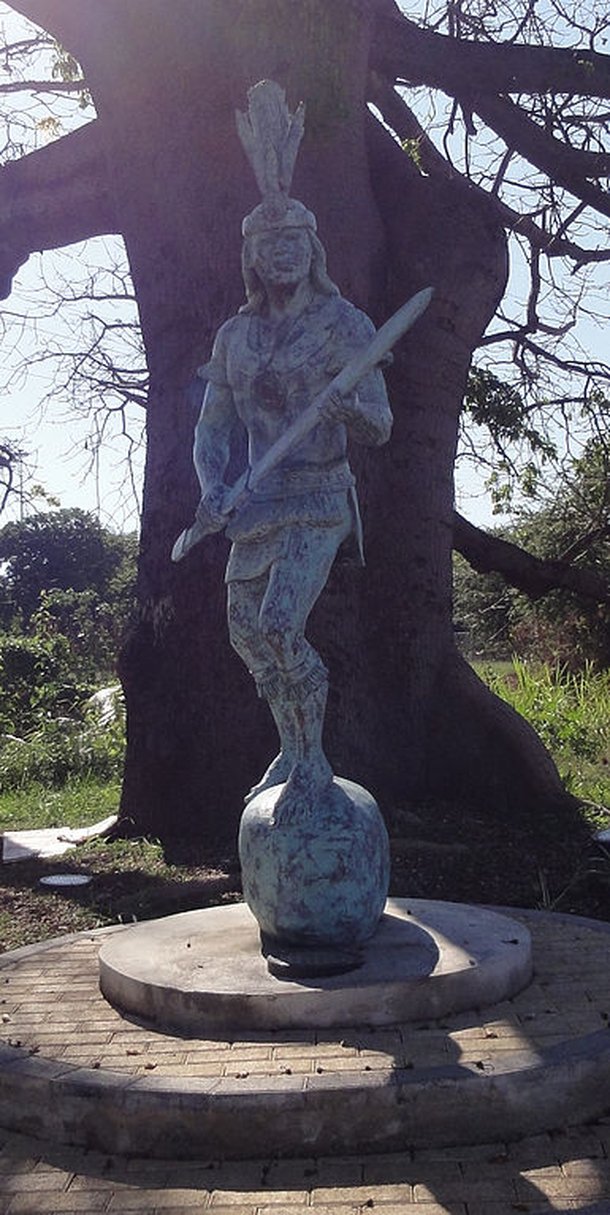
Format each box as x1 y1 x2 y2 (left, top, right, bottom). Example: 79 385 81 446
0 776 121 832
475 660 610 818
0 713 124 792
1 660 610 953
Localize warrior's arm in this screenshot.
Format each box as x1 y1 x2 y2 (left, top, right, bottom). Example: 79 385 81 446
325 366 393 447
322 304 393 447
193 380 236 517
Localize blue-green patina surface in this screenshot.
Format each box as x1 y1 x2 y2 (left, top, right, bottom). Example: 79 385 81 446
189 83 394 961
239 777 390 949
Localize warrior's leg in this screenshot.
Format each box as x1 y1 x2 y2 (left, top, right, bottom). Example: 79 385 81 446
283 654 332 791
257 524 348 807
227 576 298 797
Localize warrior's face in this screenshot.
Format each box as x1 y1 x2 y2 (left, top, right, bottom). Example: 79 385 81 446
251 227 313 290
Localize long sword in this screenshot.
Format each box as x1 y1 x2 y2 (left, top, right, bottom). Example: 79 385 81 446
171 285 433 563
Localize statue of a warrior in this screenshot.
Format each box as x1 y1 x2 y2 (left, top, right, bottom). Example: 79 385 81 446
191 81 393 817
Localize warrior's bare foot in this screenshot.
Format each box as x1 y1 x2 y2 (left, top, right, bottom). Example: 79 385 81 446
272 756 333 825
245 751 296 803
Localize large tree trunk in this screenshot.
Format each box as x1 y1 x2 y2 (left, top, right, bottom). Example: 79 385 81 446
358 119 571 817
9 0 578 858
100 0 391 852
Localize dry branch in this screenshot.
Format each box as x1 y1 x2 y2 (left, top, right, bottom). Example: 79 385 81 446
454 511 610 603
368 77 610 266
0 120 117 297
473 94 610 219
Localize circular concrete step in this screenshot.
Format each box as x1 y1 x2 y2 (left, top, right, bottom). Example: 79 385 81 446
1 907 610 1159
98 899 533 1032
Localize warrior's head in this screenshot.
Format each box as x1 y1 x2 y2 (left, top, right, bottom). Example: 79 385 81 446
236 81 339 313
240 200 338 314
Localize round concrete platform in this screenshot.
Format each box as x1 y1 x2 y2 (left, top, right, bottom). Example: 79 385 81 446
2 906 610 1159
98 899 533 1032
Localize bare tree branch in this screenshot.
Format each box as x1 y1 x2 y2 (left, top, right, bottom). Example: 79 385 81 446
454 510 610 602
0 78 86 95
373 8 610 100
473 94 610 218
368 78 610 265
0 441 21 514
0 119 117 298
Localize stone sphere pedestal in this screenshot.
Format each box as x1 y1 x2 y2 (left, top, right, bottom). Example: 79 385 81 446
238 777 390 974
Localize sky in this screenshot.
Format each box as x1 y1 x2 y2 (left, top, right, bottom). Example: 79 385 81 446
2 243 145 532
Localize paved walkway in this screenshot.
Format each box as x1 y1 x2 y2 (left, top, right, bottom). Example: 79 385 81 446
3 914 609 1084
1 1122 610 1212
1 910 610 1212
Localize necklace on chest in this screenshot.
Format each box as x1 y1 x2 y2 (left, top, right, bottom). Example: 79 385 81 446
247 296 333 413
249 315 301 413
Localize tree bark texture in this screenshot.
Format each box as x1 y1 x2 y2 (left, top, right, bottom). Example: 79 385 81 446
371 7 610 99
6 0 576 853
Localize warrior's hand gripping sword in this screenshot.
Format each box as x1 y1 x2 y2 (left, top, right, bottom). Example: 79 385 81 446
171 286 433 563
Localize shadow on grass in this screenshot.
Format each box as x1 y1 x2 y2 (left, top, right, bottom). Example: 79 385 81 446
0 843 242 950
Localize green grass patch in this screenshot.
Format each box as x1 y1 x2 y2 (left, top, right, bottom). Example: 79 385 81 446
0 711 124 792
476 659 610 815
0 776 121 832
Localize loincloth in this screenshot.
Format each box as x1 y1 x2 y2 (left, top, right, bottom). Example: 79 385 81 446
224 480 364 584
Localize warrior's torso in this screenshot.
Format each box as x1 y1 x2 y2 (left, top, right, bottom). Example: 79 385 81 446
206 292 378 472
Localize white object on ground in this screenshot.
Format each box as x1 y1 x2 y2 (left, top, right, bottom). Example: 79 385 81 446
1 814 118 863
58 814 118 844
39 874 92 888
85 684 122 727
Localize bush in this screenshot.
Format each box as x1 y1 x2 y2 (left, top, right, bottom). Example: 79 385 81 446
478 660 610 808
0 703 125 791
0 632 93 734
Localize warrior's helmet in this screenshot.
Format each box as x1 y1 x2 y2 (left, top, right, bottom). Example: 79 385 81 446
236 81 338 309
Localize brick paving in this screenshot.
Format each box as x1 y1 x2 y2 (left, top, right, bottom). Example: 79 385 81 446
3 915 610 1082
1 912 610 1211
2 1124 610 1212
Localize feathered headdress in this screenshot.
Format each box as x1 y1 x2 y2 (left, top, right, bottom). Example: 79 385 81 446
237 80 316 237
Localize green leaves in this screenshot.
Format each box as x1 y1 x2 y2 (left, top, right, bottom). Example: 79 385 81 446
464 367 556 458
478 660 610 809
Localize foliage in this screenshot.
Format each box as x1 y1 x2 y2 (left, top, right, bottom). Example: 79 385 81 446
477 660 610 811
511 440 610 589
0 701 125 790
0 508 137 627
509 594 610 671
453 553 512 661
0 507 131 788
464 368 556 458
32 586 128 681
454 439 610 667
0 630 86 732
0 507 136 741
